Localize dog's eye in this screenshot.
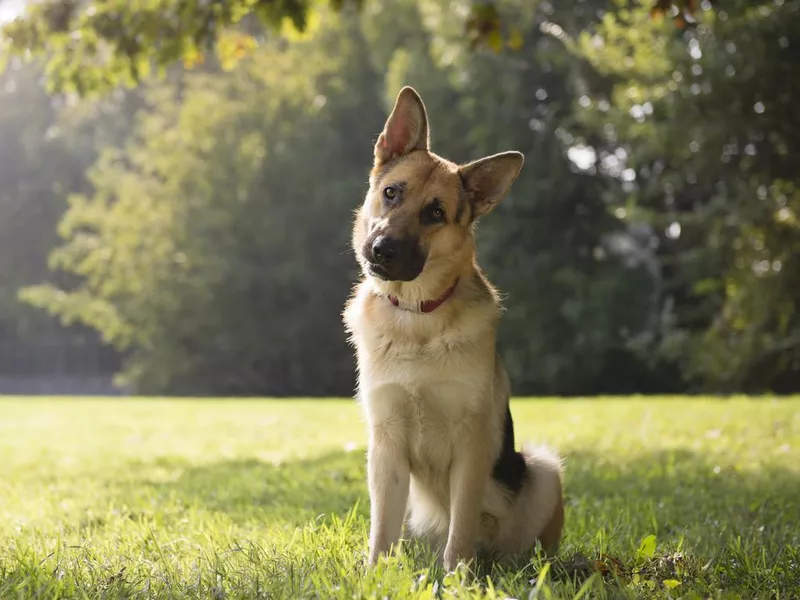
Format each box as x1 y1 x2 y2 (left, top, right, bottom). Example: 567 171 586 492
383 186 398 201
421 201 446 225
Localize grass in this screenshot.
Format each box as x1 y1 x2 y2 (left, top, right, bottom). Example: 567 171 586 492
0 396 798 599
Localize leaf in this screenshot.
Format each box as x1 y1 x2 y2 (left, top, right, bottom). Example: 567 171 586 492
216 33 257 71
507 26 524 51
573 573 600 600
663 579 682 589
182 45 204 70
693 278 722 295
530 562 551 596
637 534 657 560
593 554 624 575
465 3 501 50
486 29 503 53
280 9 322 42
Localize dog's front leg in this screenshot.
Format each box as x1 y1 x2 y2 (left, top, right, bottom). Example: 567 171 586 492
367 416 409 566
443 419 492 571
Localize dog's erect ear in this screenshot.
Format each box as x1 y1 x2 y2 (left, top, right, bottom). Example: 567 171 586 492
460 151 524 219
374 86 430 165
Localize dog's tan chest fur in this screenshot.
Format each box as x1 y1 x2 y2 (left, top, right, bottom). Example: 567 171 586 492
347 281 496 424
346 278 497 391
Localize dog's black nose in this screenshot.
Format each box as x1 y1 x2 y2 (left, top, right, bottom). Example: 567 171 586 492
371 236 398 265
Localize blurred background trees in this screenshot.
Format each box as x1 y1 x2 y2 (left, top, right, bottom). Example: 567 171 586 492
0 0 797 396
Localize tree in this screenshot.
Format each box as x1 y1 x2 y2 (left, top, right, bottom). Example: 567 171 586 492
0 58 129 379
0 0 356 93
378 0 663 394
26 0 793 397
24 0 668 396
575 0 800 392
22 5 385 395
2 0 684 96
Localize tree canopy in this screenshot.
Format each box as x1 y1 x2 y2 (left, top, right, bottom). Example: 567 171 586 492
1 0 798 395
2 0 703 94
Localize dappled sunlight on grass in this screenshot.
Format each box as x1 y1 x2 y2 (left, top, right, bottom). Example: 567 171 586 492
0 397 797 598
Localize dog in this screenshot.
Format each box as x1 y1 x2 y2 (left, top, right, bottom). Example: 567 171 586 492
342 86 565 572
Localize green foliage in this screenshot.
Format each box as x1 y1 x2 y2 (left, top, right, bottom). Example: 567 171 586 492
0 58 127 377
6 0 800 395
0 396 798 598
0 64 60 336
0 0 527 96
0 0 680 97
22 0 657 395
575 0 800 391
380 0 662 395
22 7 384 394
0 0 366 95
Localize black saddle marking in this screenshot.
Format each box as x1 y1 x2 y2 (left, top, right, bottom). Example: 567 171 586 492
491 405 527 494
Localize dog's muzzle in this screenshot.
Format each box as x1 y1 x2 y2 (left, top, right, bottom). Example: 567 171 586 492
364 235 425 282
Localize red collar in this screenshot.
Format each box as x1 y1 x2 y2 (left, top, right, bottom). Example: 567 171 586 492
388 279 460 314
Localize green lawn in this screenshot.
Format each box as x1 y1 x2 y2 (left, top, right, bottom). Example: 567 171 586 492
0 397 798 599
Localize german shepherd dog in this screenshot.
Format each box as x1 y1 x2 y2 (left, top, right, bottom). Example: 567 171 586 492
343 86 565 571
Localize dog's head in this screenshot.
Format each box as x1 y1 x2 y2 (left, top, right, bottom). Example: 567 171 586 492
353 86 524 290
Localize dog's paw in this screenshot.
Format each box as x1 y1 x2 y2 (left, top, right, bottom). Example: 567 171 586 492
367 541 383 567
443 543 475 572
368 538 400 567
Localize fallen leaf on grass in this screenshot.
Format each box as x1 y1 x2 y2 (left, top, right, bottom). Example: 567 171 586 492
593 554 625 575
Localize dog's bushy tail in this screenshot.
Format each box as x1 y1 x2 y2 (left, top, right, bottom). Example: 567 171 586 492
520 443 565 555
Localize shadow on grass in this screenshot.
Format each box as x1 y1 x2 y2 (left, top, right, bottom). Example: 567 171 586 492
139 444 799 550
132 445 799 594
143 450 370 525
562 448 800 549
